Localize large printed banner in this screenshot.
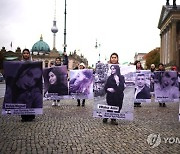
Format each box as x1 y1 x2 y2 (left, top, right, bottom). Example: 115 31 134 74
154 71 179 102
2 61 43 115
93 63 136 120
134 70 151 103
69 69 94 99
43 66 68 100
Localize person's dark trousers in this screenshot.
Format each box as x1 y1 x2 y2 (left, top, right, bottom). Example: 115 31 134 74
134 102 141 107
21 115 35 122
82 99 85 106
77 99 80 106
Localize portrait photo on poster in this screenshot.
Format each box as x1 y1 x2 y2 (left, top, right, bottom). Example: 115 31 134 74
154 71 179 102
93 64 135 120
43 66 68 100
134 70 151 103
69 69 94 99
2 61 43 115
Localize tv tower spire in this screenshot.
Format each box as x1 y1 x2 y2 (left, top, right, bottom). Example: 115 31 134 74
51 0 58 50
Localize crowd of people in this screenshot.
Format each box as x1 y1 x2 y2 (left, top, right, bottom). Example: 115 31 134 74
2 48 180 125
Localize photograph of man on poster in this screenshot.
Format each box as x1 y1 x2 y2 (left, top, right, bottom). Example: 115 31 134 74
134 72 151 102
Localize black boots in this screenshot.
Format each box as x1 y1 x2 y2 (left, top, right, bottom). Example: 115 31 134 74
77 99 85 106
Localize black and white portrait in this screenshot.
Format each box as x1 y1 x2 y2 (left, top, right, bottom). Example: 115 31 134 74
43 66 68 100
134 70 151 103
93 64 135 120
154 71 179 102
2 61 43 115
69 69 94 99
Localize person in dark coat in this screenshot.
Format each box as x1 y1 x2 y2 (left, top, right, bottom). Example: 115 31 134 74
103 53 125 125
105 65 125 109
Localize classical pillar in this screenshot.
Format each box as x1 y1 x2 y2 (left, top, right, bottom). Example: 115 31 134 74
171 20 177 65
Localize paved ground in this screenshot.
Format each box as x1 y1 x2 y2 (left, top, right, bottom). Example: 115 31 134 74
0 97 180 154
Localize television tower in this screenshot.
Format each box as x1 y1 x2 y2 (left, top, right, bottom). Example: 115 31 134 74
51 0 58 50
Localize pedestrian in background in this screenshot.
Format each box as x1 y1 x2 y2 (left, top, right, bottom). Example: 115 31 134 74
134 60 144 107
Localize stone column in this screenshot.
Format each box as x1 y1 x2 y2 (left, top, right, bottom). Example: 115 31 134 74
171 20 177 65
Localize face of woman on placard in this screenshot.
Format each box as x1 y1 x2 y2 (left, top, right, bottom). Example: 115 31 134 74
161 73 173 88
16 68 41 90
74 72 86 85
110 66 117 75
49 71 57 85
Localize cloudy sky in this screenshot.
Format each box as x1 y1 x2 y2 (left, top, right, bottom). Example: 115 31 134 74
0 0 178 66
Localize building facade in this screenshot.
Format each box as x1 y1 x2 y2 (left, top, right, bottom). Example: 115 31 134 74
158 3 180 69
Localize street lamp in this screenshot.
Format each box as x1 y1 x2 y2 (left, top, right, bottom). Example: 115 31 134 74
95 39 101 62
63 0 67 53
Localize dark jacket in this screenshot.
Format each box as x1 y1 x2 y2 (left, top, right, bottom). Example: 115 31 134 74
104 74 125 108
135 85 151 99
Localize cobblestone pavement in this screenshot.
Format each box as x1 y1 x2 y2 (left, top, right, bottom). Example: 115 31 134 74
0 97 180 154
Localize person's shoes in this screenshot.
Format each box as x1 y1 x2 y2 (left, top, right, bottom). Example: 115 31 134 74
111 119 118 125
159 103 162 107
138 104 141 107
103 118 108 123
52 102 55 106
134 104 137 107
82 103 85 107
163 103 166 107
77 102 80 106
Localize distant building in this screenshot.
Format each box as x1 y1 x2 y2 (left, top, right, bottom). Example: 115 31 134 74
134 52 147 68
158 2 180 69
0 36 88 71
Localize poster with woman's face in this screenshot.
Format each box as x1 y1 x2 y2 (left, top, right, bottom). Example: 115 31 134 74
134 70 151 103
93 64 136 121
43 66 68 100
69 69 94 99
154 71 179 102
2 61 43 115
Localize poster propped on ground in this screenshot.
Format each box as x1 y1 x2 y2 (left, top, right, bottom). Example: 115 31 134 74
134 70 151 103
69 69 94 99
154 71 179 103
93 63 135 120
2 61 43 115
43 66 68 100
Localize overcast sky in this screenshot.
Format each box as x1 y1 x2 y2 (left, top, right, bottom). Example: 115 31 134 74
0 0 179 66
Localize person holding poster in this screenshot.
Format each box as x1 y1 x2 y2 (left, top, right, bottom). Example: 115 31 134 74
103 53 125 125
3 49 42 122
134 60 144 107
76 63 86 106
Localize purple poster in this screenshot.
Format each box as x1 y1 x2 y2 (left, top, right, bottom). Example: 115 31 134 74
154 71 179 102
93 64 135 120
43 66 68 100
2 61 43 115
69 69 94 99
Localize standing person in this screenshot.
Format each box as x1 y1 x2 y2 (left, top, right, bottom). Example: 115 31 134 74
134 60 144 107
52 57 62 106
103 53 125 125
62 52 68 69
77 63 86 106
156 63 166 107
150 64 156 97
21 48 40 122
